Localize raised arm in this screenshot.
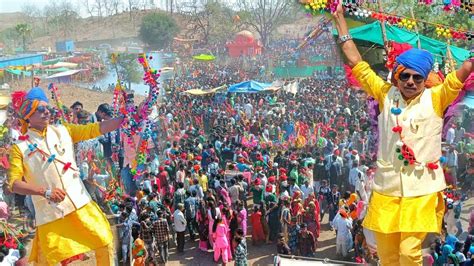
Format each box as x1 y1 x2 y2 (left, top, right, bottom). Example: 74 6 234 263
456 58 473 84
99 117 124 135
332 2 362 67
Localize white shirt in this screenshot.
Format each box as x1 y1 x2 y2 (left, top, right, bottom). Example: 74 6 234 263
446 151 458 168
166 113 173 123
348 167 361 187
0 249 19 265
229 184 241 204
333 215 352 242
300 184 314 200
173 209 187 232
289 184 301 197
446 127 455 144
355 178 368 203
244 103 253 117
176 170 185 183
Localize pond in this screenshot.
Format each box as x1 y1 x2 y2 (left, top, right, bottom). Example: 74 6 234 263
87 52 167 95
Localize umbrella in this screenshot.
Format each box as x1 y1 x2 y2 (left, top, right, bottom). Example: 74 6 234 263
192 54 216 61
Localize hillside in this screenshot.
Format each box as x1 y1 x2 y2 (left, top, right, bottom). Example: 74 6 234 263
0 9 317 51
0 9 190 51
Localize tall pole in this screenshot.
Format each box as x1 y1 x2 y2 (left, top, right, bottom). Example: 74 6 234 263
410 6 421 49
377 0 389 53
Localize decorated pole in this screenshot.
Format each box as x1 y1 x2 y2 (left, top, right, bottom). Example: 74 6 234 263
445 40 457 74
409 6 422 49
47 83 68 123
376 0 389 54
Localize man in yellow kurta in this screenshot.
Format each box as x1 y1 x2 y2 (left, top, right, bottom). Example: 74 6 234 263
9 87 124 265
332 3 473 266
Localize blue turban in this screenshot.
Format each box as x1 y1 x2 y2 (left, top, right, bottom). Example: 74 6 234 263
396 48 434 79
17 87 49 134
26 87 49 103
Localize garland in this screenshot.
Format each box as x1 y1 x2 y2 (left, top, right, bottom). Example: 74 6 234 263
390 90 446 171
0 220 26 252
19 135 76 173
47 83 69 123
115 53 160 180
298 0 474 42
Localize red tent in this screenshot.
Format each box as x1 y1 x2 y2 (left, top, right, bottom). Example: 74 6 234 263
226 30 262 58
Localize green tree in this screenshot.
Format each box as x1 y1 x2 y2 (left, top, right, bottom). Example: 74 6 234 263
15 24 32 52
139 12 179 50
113 53 142 91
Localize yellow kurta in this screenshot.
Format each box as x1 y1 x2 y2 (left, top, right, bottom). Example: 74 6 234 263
351 61 462 233
9 123 113 265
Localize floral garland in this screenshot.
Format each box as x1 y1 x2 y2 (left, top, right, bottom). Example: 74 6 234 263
390 91 446 171
116 54 160 179
0 220 27 252
47 83 69 123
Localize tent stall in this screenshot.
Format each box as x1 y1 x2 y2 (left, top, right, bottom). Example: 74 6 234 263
227 80 272 93
45 69 84 83
183 85 227 96
333 21 470 65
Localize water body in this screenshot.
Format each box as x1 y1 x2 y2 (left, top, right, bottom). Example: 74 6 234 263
87 52 164 95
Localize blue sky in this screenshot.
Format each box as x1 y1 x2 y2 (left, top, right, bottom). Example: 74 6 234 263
0 0 50 13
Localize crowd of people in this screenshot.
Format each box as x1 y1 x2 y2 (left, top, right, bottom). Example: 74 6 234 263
0 36 472 265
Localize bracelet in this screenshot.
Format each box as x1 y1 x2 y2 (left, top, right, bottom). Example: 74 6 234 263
44 188 52 200
338 34 353 44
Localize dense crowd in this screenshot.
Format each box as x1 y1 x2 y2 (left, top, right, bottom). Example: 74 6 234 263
0 46 472 266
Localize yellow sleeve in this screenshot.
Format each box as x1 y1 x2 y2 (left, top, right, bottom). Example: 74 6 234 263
352 61 392 109
431 72 464 117
8 144 24 191
64 123 102 144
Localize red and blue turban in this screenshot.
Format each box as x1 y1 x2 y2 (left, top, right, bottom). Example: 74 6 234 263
12 87 49 134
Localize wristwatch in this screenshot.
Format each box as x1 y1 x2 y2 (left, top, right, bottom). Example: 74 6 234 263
338 34 353 44
44 188 52 200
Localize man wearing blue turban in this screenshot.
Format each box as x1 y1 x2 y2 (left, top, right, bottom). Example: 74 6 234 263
10 86 125 265
333 2 473 265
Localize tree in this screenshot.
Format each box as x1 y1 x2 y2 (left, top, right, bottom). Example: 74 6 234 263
237 0 296 48
180 0 236 44
83 0 97 18
126 0 141 20
0 28 20 53
43 1 80 38
15 24 32 51
113 53 142 91
139 12 179 50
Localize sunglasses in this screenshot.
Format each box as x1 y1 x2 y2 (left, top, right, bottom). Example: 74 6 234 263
399 72 424 83
35 105 49 114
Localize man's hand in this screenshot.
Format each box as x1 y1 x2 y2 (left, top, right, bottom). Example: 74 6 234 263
49 188 66 203
332 0 344 21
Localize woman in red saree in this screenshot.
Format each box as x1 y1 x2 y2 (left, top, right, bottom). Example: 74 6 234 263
251 206 265 245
